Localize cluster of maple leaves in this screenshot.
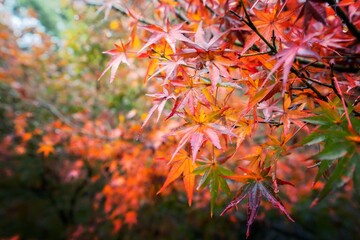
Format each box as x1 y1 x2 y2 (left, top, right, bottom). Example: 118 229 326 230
1 0 359 238
97 0 359 237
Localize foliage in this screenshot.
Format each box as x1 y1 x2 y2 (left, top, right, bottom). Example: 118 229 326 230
0 0 359 239
97 0 360 238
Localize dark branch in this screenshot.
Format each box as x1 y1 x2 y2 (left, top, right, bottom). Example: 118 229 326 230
232 3 327 101
296 57 360 73
326 0 360 42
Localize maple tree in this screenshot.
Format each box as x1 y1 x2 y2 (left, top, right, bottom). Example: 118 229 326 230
0 0 359 239
96 0 359 237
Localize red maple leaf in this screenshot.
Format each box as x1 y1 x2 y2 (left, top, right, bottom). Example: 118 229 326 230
147 58 186 83
138 20 192 53
241 2 294 53
170 69 213 115
266 33 320 93
98 41 130 83
142 88 176 127
296 0 327 32
221 167 294 238
170 106 238 162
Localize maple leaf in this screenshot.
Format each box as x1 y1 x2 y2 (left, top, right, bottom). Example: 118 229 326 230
296 0 327 32
170 69 213 115
166 24 238 93
281 93 313 134
37 143 55 158
98 41 130 83
207 61 234 92
142 88 176 127
292 91 316 110
301 99 360 205
95 0 122 20
138 20 192 53
262 127 306 170
143 43 174 82
309 23 353 53
257 98 282 121
157 149 195 206
188 21 228 52
194 158 233 216
241 81 281 116
241 2 294 53
266 34 320 93
170 107 238 163
221 167 294 238
233 118 253 151
147 58 186 83
176 22 234 91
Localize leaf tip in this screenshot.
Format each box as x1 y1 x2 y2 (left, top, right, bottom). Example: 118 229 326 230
246 227 250 239
310 198 319 208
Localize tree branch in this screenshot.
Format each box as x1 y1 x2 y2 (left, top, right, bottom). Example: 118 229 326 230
326 0 360 42
232 3 328 101
296 56 360 73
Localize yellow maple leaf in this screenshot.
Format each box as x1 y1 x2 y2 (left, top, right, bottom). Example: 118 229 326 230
37 144 54 158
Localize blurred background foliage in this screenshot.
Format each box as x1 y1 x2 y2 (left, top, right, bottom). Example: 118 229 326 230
0 0 359 239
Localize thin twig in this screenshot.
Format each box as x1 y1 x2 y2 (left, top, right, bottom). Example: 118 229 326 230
85 0 153 25
232 2 327 101
302 76 333 88
330 64 354 132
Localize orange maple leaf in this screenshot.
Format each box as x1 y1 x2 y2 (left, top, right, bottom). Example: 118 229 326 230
170 106 238 162
157 149 195 206
242 2 293 53
37 144 54 158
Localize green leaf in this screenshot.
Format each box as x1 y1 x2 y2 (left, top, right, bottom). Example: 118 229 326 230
314 142 349 160
197 165 234 216
209 171 219 217
217 165 233 176
197 167 211 190
353 154 360 199
313 160 334 185
351 116 360 132
302 132 326 146
312 152 356 206
304 115 332 125
315 98 342 120
322 130 349 139
219 176 231 196
192 164 210 175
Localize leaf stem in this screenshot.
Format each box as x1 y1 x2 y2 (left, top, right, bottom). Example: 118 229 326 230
330 65 354 133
